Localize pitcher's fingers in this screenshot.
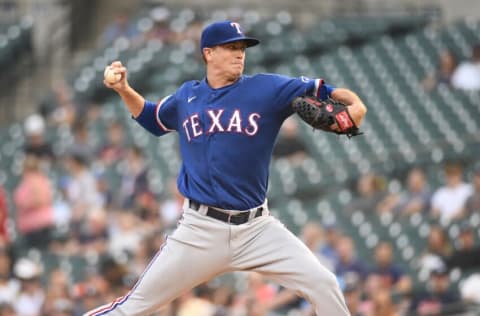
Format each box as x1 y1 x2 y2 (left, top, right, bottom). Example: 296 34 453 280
113 66 127 75
110 60 123 68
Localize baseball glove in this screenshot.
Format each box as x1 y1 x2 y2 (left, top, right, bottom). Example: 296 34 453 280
291 95 362 138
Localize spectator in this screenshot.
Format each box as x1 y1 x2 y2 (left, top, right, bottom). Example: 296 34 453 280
318 223 341 268
12 258 45 316
70 119 95 161
245 272 276 309
128 233 160 278
63 149 102 225
369 289 399 316
0 187 9 243
98 121 127 167
97 257 129 297
464 165 480 214
75 208 109 256
0 246 19 305
459 273 480 304
23 114 54 164
51 177 73 231
362 272 400 316
409 266 462 315
46 80 77 128
272 116 309 165
99 11 140 47
370 242 411 295
211 285 236 316
72 273 110 315
345 173 386 213
430 163 472 221
118 146 150 209
85 102 102 127
417 225 452 275
135 191 162 232
41 268 73 316
109 212 144 260
176 284 215 316
301 221 334 271
422 50 457 91
13 156 55 250
342 274 363 316
451 44 480 90
445 224 480 271
95 171 114 210
145 6 174 43
146 19 173 43
183 20 204 43
335 236 368 282
377 167 431 215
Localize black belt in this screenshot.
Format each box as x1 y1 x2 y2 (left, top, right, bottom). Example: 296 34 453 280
189 199 264 225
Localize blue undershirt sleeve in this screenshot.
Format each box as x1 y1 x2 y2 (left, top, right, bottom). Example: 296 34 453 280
133 95 177 136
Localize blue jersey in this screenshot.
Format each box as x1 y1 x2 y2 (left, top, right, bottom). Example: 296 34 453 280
135 74 334 210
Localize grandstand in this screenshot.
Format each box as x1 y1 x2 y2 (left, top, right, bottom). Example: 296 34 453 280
0 0 479 315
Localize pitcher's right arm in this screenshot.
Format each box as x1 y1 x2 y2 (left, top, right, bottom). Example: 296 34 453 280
105 61 177 136
105 61 144 118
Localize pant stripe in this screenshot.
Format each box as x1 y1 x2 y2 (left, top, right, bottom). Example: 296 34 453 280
86 294 130 316
86 237 168 315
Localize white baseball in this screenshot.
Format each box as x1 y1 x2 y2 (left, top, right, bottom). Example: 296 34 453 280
104 66 121 84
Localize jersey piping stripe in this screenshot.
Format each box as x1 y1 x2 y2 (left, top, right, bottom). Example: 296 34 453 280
85 238 168 315
155 95 174 132
314 79 324 98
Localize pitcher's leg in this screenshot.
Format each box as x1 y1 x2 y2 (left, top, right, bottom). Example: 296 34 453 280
232 217 349 316
84 211 230 316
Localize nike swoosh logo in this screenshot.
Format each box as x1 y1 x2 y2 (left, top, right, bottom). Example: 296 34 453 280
188 96 196 103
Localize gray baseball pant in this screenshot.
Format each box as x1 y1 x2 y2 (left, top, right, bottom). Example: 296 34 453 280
84 199 350 316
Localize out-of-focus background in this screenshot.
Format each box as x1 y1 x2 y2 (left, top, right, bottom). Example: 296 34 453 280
0 0 479 315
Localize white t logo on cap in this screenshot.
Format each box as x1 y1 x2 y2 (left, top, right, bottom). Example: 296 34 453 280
230 22 243 34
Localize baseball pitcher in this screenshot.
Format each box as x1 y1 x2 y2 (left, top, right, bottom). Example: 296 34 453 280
86 20 367 316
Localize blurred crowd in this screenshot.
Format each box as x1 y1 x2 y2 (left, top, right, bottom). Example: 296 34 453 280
422 44 480 92
97 7 204 53
0 7 479 316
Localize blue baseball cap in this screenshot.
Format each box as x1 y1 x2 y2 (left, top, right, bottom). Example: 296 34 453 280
200 20 260 51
